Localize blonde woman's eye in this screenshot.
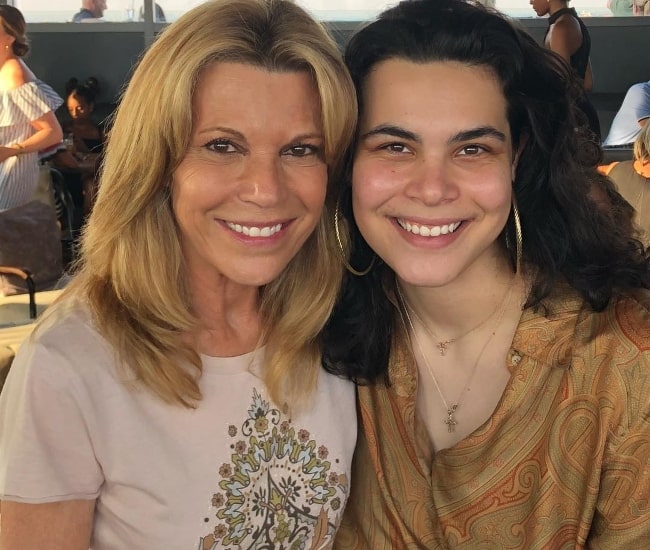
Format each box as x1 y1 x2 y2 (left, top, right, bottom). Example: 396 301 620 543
284 144 320 157
205 139 238 154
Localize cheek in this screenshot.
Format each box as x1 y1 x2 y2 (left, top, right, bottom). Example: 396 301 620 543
351 161 399 213
292 166 328 212
476 180 513 228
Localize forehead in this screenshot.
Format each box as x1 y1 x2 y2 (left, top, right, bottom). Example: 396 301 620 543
67 94 87 105
360 58 508 132
192 62 321 118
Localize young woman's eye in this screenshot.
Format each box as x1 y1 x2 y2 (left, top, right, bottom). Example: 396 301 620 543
458 144 486 156
205 139 238 154
381 143 412 154
283 143 321 157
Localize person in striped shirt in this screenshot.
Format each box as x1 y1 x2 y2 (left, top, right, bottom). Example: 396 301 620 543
0 5 62 211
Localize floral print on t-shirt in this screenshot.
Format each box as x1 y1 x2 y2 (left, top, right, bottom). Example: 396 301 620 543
200 389 348 549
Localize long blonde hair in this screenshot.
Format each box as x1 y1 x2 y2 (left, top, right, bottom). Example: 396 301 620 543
60 0 357 409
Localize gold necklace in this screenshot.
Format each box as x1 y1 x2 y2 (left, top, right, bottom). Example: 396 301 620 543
404 293 506 356
397 284 513 433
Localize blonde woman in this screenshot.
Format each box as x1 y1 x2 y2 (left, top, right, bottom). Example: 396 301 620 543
600 122 650 243
0 0 357 548
0 5 62 210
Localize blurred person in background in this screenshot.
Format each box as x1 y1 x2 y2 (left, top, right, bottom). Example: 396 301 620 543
604 80 650 147
600 122 650 243
73 0 107 22
530 0 601 141
633 0 650 14
0 5 62 211
50 77 106 216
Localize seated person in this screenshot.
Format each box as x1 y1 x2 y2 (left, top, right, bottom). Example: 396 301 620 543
64 77 104 155
50 77 105 216
73 0 106 22
599 122 650 244
603 80 650 147
608 0 633 15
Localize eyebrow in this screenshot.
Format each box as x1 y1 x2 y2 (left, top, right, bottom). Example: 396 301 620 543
197 127 324 143
197 126 246 140
360 124 507 145
450 126 507 144
360 125 418 143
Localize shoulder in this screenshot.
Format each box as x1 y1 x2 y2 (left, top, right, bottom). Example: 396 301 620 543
0 59 27 91
627 81 650 96
573 291 650 389
607 290 650 346
598 162 620 176
550 13 582 34
625 82 650 108
517 287 649 368
15 302 116 387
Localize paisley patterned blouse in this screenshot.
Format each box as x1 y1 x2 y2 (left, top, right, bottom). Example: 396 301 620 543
335 287 650 549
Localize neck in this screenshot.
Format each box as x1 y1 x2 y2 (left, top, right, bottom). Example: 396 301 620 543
634 159 650 178
397 265 525 339
0 52 15 68
187 273 262 356
548 1 571 15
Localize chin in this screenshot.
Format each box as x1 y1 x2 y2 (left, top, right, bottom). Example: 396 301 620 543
392 264 457 289
230 262 292 288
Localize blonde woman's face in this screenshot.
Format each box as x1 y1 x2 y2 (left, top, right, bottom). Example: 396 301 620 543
172 62 327 289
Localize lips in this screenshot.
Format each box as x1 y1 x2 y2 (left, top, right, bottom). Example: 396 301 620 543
396 218 462 237
225 221 284 238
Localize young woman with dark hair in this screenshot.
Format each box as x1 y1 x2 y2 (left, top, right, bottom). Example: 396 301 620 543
324 0 650 547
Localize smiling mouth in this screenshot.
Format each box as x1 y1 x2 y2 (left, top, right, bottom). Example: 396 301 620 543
225 221 284 238
396 218 462 237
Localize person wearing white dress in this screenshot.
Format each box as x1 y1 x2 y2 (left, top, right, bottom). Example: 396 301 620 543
0 5 63 211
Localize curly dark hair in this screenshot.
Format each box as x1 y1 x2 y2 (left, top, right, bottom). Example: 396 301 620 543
322 0 649 384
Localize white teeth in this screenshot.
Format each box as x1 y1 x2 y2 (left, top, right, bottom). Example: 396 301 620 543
226 222 283 237
397 219 461 237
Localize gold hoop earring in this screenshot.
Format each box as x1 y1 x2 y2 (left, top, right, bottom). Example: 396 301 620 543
334 199 375 276
511 196 523 274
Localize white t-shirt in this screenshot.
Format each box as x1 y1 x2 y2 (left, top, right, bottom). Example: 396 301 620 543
0 306 356 549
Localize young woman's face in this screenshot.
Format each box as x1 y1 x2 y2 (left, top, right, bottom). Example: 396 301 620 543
172 62 327 289
67 94 93 120
352 59 516 289
0 21 15 54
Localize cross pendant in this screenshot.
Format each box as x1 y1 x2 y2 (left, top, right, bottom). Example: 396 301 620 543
437 341 451 355
444 405 458 432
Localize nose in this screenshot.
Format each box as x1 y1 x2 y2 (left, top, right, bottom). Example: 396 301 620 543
404 156 458 206
238 154 286 207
